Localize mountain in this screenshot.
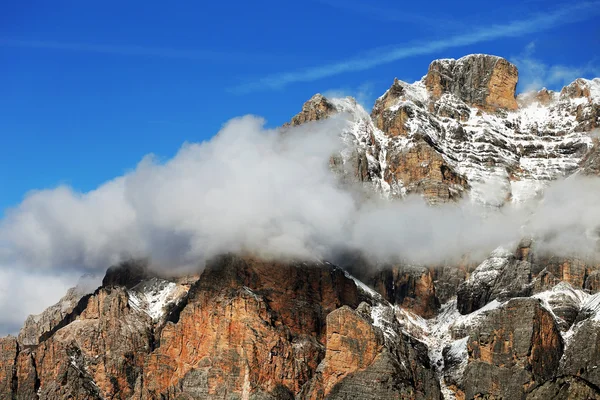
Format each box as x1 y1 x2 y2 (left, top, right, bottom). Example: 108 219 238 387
1 54 600 399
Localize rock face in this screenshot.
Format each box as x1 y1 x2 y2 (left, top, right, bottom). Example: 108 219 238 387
287 94 338 127
368 265 440 318
425 54 519 111
581 138 600 176
302 305 441 400
0 256 442 399
17 287 87 346
457 248 532 315
0 337 17 396
460 298 563 399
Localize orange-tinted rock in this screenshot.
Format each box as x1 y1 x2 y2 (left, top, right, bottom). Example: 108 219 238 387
425 55 518 111
142 255 361 399
535 256 600 290
385 140 468 203
303 306 384 399
288 94 338 126
29 287 153 399
371 79 422 137
0 336 17 396
15 349 38 399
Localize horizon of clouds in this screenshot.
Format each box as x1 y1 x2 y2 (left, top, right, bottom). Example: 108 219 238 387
512 42 600 92
1 111 600 333
232 1 600 93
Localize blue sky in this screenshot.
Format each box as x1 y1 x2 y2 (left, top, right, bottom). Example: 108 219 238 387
1 0 599 214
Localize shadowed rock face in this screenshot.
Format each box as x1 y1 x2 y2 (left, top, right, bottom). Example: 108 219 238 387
581 139 600 176
367 265 440 318
461 298 563 399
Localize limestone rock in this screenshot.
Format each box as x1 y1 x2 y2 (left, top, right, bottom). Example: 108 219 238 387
457 248 532 315
425 54 518 111
580 139 600 176
0 336 17 396
287 94 338 126
368 266 440 318
301 305 441 400
17 286 88 346
526 376 600 399
384 139 468 203
559 319 600 388
460 298 563 399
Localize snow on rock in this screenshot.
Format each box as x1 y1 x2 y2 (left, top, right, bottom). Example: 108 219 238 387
582 292 600 321
332 73 598 205
395 298 505 399
343 270 384 301
127 278 184 321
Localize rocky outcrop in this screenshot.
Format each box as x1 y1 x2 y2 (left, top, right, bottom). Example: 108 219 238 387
425 54 519 111
0 337 17 396
301 304 441 400
581 138 600 176
368 265 440 318
302 306 384 398
458 298 564 399
560 319 600 388
142 255 362 399
457 248 532 315
287 94 338 127
0 255 448 400
385 140 468 203
532 255 600 293
527 376 600 400
17 286 87 346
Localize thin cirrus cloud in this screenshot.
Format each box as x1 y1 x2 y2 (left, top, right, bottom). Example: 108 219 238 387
313 0 456 28
512 42 600 92
231 1 600 93
0 38 280 63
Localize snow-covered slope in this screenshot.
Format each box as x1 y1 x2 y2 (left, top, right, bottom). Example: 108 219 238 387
311 57 599 205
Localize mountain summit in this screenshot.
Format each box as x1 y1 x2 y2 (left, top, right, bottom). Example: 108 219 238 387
1 54 599 399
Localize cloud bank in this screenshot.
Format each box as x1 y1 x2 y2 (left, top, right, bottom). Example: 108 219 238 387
232 1 600 92
1 113 599 333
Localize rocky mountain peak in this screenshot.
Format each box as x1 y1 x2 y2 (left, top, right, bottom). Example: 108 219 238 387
560 77 600 102
288 93 338 126
425 54 519 111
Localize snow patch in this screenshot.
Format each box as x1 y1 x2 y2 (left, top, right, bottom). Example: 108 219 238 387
127 278 181 321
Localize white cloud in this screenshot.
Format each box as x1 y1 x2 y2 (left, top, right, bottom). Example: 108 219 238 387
1 112 599 333
0 38 279 63
0 268 75 336
232 2 600 92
